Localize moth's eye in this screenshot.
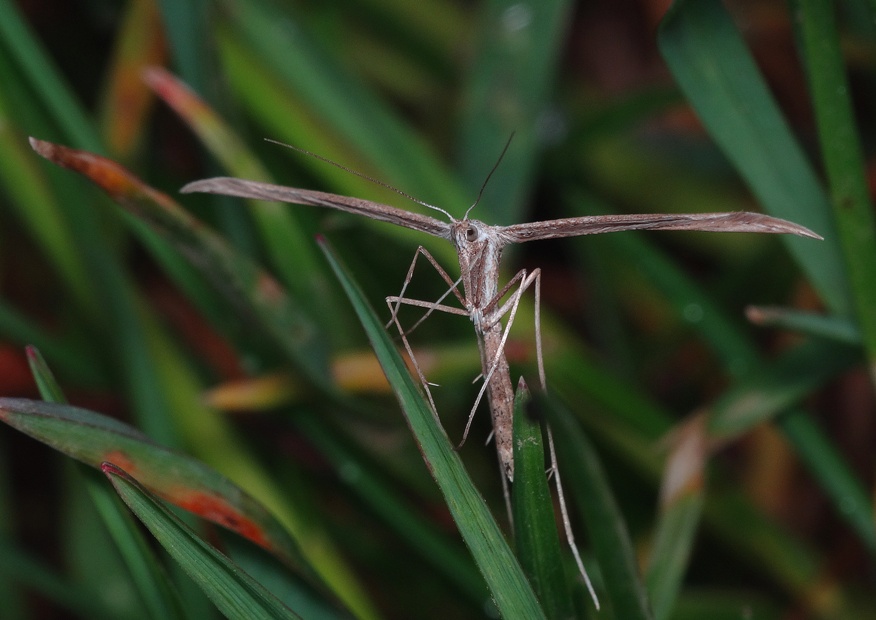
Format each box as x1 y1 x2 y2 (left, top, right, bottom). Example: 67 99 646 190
465 226 478 242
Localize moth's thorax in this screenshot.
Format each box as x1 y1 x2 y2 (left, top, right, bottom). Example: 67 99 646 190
451 219 504 311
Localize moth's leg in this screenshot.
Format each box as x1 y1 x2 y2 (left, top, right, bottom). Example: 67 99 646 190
384 296 467 409
490 269 544 391
458 330 488 449
546 425 600 609
386 246 466 334
384 297 443 417
383 251 466 417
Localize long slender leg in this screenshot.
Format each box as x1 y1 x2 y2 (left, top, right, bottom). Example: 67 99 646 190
385 298 442 418
547 426 600 609
387 246 466 330
384 247 469 418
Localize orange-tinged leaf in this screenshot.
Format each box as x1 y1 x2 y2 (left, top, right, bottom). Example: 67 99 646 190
0 397 305 570
100 0 167 155
29 137 177 208
143 66 216 131
28 137 332 389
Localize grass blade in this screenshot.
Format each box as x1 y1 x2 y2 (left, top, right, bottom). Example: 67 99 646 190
318 237 546 619
0 397 308 572
545 395 653 620
103 463 304 620
511 379 575 619
658 0 848 315
28 137 333 392
455 0 573 225
793 0 876 385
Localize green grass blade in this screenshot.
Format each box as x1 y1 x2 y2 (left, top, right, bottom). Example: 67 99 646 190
28 137 333 392
455 0 573 225
544 395 653 620
0 0 101 151
644 418 706 620
81 467 188 620
318 238 546 620
0 397 309 572
745 307 861 344
708 339 860 440
511 379 574 619
793 0 876 385
103 463 304 620
24 346 67 404
25 347 188 620
658 0 848 315
219 0 466 210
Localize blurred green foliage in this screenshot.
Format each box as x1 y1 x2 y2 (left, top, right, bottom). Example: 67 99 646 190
0 0 874 618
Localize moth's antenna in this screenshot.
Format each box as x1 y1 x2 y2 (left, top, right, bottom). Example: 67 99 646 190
265 138 453 220
463 132 515 221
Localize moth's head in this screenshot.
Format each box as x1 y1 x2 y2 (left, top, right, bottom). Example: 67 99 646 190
450 219 493 250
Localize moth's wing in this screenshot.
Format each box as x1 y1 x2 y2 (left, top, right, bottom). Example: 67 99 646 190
182 177 452 239
499 212 822 243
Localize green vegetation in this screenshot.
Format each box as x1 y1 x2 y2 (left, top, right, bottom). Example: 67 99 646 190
0 0 873 618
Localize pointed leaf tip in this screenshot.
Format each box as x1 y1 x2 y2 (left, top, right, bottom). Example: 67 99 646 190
29 137 53 158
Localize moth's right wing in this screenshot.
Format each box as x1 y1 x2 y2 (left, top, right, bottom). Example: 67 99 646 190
182 177 452 239
499 211 822 243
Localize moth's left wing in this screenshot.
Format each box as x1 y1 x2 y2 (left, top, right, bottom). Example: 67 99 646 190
182 177 452 239
499 211 821 243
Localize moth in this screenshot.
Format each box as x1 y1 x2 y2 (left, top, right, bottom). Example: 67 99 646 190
182 147 820 607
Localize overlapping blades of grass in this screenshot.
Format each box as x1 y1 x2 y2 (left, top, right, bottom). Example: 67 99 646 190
102 463 306 620
26 346 186 620
658 0 848 315
28 137 332 392
0 396 308 571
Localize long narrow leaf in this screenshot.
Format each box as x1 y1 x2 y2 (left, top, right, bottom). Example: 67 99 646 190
318 238 546 619
27 138 332 392
658 0 848 315
545 395 653 620
511 378 574 619
103 463 304 620
793 0 876 383
0 397 307 571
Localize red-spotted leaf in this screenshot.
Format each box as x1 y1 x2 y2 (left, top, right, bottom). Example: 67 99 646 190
0 397 306 571
102 463 303 620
